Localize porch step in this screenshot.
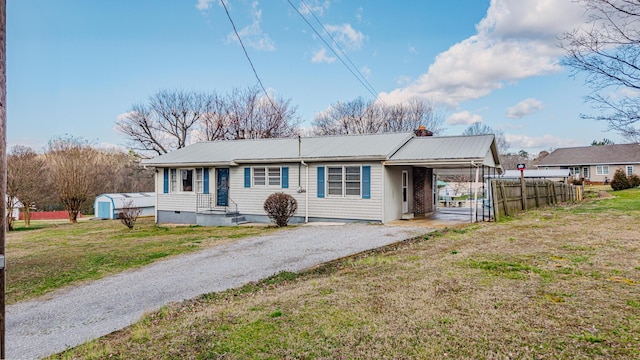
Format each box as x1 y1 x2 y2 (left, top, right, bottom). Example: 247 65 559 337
401 212 415 220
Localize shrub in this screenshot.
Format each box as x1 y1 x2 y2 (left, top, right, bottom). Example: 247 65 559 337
118 200 142 229
629 174 640 188
610 168 631 191
263 192 298 227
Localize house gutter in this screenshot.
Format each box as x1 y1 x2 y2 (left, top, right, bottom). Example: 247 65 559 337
300 160 309 223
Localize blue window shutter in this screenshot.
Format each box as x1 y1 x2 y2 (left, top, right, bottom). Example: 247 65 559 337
163 168 169 194
282 167 289 188
317 167 325 198
203 168 210 194
362 166 371 199
244 168 251 188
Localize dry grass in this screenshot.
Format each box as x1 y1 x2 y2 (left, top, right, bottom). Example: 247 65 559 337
7 217 278 304
53 190 640 359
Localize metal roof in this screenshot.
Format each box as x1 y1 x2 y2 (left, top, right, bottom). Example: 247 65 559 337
536 143 640 166
95 192 156 209
142 132 414 166
486 169 570 179
141 132 502 170
387 134 499 166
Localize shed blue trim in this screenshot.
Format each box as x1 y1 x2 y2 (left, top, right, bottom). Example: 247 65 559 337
362 166 371 199
163 168 169 194
317 167 325 198
282 167 289 188
244 168 251 188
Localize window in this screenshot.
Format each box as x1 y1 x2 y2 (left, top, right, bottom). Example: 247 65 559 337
583 167 590 179
181 169 194 191
268 167 281 186
627 165 634 176
253 167 281 187
170 169 177 192
327 167 343 196
569 167 580 176
253 168 266 186
326 166 361 197
195 168 204 193
596 165 609 175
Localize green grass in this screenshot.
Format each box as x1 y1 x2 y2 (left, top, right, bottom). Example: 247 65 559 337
7 217 277 304
43 189 640 359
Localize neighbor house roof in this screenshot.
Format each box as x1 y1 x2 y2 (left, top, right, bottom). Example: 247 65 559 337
536 143 640 167
141 132 502 171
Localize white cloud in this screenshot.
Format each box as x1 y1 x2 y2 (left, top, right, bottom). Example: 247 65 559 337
506 98 543 119
325 23 364 50
396 75 412 86
311 48 336 64
504 133 581 150
196 0 215 11
226 1 275 51
409 45 417 54
446 111 483 125
299 0 331 16
360 66 371 78
379 0 585 107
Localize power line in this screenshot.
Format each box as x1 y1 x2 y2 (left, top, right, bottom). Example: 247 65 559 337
288 0 381 102
219 0 296 136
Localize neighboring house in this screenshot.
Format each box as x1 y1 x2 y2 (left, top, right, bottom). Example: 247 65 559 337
5 196 22 220
490 169 570 183
94 192 155 219
141 132 502 225
535 143 640 184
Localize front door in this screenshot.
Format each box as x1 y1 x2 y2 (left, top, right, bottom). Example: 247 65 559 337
216 168 229 207
402 170 409 213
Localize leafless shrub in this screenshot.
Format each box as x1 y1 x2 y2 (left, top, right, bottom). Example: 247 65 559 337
118 200 142 229
263 192 297 227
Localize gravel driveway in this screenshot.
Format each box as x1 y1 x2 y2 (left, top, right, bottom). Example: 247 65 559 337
7 223 430 359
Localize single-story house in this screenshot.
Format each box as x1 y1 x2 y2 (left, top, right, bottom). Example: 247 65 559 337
490 169 570 183
94 192 155 219
535 143 640 183
141 131 503 225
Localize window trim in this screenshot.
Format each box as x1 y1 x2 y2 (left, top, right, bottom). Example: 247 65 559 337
627 165 634 177
596 165 609 175
252 166 282 188
168 168 207 193
325 165 362 198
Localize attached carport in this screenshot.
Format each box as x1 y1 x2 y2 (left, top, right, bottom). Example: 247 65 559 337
384 134 504 223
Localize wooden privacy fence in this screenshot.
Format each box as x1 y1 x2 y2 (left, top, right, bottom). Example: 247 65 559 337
490 179 582 221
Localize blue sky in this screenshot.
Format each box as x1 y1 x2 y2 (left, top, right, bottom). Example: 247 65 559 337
8 0 620 154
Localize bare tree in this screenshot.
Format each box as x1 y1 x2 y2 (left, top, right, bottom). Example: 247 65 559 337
45 136 99 223
118 199 141 230
462 122 510 154
561 0 640 141
312 97 445 135
117 90 214 156
7 146 47 228
200 87 300 140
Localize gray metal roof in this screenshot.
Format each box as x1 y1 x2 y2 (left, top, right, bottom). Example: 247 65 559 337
387 134 499 165
536 143 640 166
486 169 570 179
141 132 502 170
142 132 414 166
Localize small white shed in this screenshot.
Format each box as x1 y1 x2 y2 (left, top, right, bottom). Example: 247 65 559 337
94 192 155 219
5 196 22 220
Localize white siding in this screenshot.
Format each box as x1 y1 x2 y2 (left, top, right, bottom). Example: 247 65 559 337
229 164 307 218
157 193 197 212
308 162 383 222
383 166 413 222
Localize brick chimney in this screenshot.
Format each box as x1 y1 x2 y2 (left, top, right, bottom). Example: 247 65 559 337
414 125 433 137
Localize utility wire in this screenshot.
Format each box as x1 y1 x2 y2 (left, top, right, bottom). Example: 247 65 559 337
287 0 380 101
298 0 381 102
220 0 297 136
219 0 279 114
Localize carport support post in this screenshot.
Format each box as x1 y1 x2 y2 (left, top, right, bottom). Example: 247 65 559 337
520 168 527 211
472 163 480 222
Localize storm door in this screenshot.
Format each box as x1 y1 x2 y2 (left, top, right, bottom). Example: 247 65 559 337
216 168 229 207
402 170 409 213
